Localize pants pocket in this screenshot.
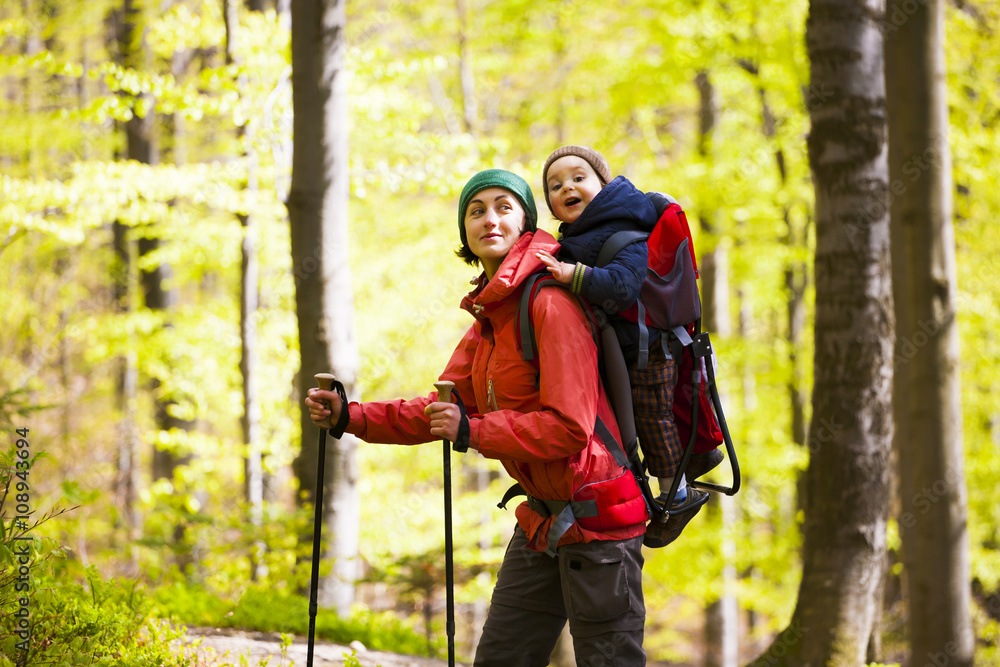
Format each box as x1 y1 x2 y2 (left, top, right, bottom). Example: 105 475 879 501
561 542 631 623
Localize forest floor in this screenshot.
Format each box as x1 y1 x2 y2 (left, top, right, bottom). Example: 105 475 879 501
181 626 684 666
181 627 461 667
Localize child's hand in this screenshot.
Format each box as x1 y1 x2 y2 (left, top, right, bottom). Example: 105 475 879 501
536 251 574 285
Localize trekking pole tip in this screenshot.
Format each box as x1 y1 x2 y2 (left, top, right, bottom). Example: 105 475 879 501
434 381 455 404
314 373 337 429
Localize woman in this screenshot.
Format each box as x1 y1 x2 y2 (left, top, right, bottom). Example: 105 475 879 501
305 169 648 665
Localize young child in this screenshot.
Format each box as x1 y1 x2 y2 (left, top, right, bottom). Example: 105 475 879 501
536 145 723 548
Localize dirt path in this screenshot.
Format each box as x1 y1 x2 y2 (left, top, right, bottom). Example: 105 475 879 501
181 627 466 667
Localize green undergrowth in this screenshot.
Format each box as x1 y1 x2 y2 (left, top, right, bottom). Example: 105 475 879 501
150 582 437 657
1 449 189 665
0 568 191 667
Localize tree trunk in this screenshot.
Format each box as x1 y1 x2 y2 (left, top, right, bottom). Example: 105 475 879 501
757 68 809 450
786 258 809 447
112 219 141 539
695 70 730 337
885 0 974 663
121 0 197 571
21 0 42 175
226 0 266 581
456 0 477 135
121 0 156 166
701 249 738 667
288 0 360 616
114 0 156 547
695 69 739 667
750 0 893 663
108 5 141 542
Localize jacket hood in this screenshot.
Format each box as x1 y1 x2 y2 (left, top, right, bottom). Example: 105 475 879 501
462 230 559 316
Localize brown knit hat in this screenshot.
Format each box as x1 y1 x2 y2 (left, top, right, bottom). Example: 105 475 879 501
541 145 613 214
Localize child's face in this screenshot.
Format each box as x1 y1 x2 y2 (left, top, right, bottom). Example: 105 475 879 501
546 156 603 225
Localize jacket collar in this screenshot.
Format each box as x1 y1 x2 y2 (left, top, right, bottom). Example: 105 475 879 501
461 230 560 318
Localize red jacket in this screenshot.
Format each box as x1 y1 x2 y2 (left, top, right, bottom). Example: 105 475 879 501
346 230 646 551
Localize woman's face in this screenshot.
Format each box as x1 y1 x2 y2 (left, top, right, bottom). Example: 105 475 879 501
463 187 526 279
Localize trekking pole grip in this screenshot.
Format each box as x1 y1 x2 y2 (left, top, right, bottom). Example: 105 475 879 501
434 381 455 405
314 373 336 430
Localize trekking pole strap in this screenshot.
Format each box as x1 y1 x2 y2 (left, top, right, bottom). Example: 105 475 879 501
449 389 471 453
330 380 350 439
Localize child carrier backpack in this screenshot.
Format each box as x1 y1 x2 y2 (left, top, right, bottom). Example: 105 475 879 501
516 192 741 522
598 192 723 457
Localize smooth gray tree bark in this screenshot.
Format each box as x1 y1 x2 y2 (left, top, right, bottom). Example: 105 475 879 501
885 0 974 663
226 0 266 581
750 0 893 663
287 0 360 616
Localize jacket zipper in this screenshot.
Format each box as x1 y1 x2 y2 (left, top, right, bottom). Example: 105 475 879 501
487 378 500 412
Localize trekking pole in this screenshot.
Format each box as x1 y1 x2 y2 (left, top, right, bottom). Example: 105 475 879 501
307 372 346 667
433 380 458 667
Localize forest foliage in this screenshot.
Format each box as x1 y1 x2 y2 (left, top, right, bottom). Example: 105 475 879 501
1 0 999 663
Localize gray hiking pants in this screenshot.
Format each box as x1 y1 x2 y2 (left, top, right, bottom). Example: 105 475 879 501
473 527 646 666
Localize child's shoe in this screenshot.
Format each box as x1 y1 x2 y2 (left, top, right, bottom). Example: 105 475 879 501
642 487 710 549
686 449 724 480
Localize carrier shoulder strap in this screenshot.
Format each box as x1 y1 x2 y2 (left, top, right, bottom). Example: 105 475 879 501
514 275 660 519
595 229 655 368
517 272 598 364
596 230 649 269
515 274 624 462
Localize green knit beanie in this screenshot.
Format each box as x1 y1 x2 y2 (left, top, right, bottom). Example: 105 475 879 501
457 169 538 250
